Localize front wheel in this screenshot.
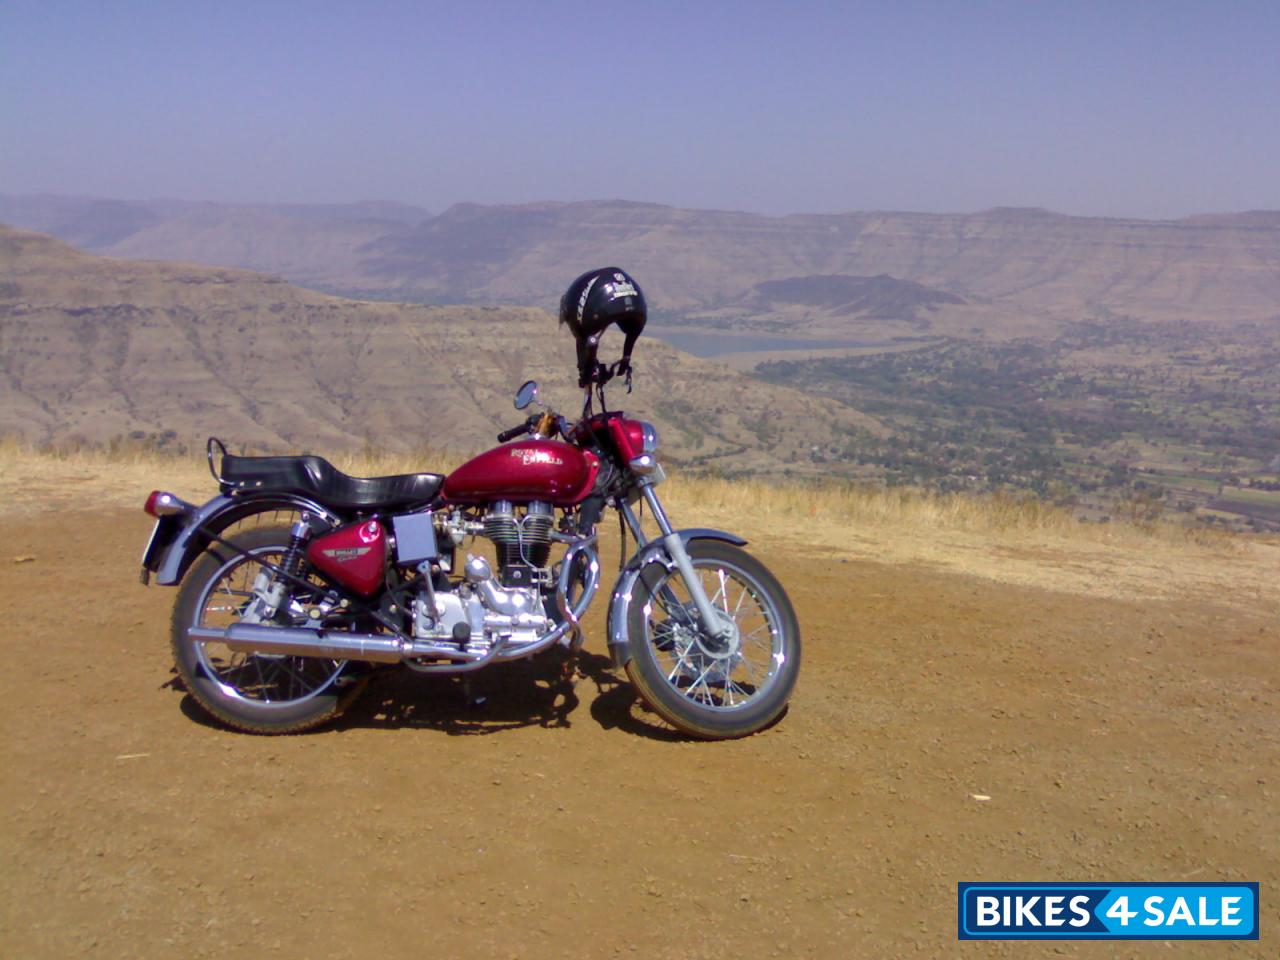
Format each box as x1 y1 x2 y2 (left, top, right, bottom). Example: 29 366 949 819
624 541 800 739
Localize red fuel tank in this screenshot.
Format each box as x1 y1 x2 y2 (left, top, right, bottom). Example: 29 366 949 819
307 519 388 596
443 440 600 505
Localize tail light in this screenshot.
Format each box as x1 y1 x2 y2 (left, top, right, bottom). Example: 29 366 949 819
144 490 190 517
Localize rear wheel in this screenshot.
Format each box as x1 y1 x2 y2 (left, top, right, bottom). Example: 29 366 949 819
624 541 800 739
171 526 364 734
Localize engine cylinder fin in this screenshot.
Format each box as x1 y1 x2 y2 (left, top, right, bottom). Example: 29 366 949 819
483 500 553 578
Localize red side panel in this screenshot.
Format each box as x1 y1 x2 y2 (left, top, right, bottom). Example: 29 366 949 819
443 440 600 506
307 519 387 596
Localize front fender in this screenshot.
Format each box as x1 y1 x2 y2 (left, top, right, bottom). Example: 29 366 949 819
153 493 341 586
605 528 747 668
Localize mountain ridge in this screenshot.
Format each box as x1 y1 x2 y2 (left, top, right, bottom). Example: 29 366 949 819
4 194 1276 339
0 224 879 473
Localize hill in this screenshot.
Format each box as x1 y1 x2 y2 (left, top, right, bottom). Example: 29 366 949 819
4 195 1278 338
683 273 972 338
747 274 965 316
0 224 878 469
0 194 429 292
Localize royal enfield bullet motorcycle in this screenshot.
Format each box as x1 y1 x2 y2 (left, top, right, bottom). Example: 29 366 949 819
140 374 800 739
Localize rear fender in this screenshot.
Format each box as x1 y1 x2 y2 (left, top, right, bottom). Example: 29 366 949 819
153 493 342 586
605 528 748 668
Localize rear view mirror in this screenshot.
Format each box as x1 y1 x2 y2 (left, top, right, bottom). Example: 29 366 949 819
514 380 540 410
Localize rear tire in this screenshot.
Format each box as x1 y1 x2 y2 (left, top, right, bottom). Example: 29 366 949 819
171 527 364 734
624 541 800 739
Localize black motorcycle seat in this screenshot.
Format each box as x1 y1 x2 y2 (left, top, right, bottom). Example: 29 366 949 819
220 454 444 511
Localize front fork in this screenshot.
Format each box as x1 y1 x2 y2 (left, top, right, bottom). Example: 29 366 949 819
621 483 731 640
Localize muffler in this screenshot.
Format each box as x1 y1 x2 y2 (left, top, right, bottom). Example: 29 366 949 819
186 623 408 663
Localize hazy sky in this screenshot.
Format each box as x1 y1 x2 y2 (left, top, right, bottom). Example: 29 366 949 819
2 0 1277 219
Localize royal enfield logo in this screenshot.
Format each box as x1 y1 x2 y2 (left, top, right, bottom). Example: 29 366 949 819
322 546 371 562
511 448 564 467
607 273 638 299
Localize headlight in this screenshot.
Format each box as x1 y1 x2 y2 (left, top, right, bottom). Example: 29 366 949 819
628 454 665 485
629 453 658 475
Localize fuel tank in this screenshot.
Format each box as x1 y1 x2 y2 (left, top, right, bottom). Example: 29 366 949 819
307 519 388 596
443 440 600 506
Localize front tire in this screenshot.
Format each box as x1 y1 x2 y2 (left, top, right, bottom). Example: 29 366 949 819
624 541 800 739
171 526 362 734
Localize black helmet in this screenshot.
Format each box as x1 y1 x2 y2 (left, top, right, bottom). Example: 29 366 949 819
559 267 647 388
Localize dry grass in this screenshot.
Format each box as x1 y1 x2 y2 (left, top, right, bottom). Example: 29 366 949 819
679 473 1094 536
0 437 476 511
2 438 1276 612
665 471 1279 609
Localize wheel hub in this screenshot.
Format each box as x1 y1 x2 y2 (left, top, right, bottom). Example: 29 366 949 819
657 607 742 686
693 608 740 659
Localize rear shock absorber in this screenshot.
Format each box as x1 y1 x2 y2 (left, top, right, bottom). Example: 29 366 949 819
250 514 315 622
279 513 314 580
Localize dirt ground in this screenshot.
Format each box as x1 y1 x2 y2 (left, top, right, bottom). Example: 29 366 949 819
1 507 1275 959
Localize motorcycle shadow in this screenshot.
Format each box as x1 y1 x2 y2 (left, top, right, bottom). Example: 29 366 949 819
172 652 684 741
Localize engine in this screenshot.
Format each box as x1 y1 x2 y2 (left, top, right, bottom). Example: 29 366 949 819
410 500 556 656
482 500 553 587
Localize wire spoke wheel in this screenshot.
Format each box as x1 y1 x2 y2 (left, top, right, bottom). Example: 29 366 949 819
645 563 778 709
625 540 800 739
171 526 363 734
193 546 343 706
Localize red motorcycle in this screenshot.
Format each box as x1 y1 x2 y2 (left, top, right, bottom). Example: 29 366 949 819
139 268 800 738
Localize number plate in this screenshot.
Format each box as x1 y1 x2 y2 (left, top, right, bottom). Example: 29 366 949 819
140 515 182 578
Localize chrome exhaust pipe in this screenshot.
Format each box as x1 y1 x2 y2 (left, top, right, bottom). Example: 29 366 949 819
187 623 408 663
186 622 499 664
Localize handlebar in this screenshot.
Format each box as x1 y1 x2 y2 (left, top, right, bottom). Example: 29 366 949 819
497 418 534 443
497 411 574 444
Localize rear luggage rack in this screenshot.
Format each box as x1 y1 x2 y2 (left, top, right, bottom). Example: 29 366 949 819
207 436 229 484
208 437 265 491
